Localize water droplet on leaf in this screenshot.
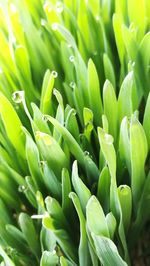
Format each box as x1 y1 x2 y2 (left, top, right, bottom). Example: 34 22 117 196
10 3 17 13
12 91 24 103
42 114 49 122
51 70 58 78
69 55 75 63
51 23 58 31
69 81 76 89
41 19 46 26
18 185 27 193
56 1 64 13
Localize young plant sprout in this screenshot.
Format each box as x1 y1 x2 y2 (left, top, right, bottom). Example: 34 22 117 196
0 0 150 265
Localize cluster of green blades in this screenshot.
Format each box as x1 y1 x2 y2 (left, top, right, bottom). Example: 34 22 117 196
0 0 150 265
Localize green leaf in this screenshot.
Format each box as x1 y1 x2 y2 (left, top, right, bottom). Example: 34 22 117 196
24 128 44 190
43 116 85 167
86 195 109 237
130 172 150 247
92 234 128 266
118 72 137 123
103 80 118 141
19 213 40 259
113 14 125 65
0 92 25 158
42 162 62 201
69 192 91 266
72 160 91 214
35 131 69 178
128 0 146 41
130 116 148 207
103 53 116 89
122 25 138 61
115 0 127 22
40 70 55 115
98 128 129 263
40 251 59 266
97 166 110 213
31 103 51 134
106 212 117 240
0 246 15 266
88 58 103 126
40 226 56 253
15 45 35 101
118 185 132 232
143 92 150 149
83 107 93 141
65 108 80 143
98 128 116 181
0 199 12 225
43 216 78 264
5 224 29 254
119 117 131 173
62 168 72 217
45 197 69 231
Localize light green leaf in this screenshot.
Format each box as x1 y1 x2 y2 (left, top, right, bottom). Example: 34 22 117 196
106 212 116 240
70 192 91 266
40 251 59 266
130 116 148 207
0 246 15 266
92 235 128 266
118 185 132 232
40 69 55 115
97 166 110 213
19 213 40 259
86 195 109 237
103 80 118 141
128 0 146 40
0 92 25 158
103 53 116 89
88 58 103 126
143 92 150 149
72 160 91 214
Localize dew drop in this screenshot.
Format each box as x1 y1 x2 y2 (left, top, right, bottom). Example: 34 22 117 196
43 1 52 12
48 6 52 12
72 109 76 116
42 114 49 122
41 18 46 26
10 35 16 44
69 55 75 63
39 160 47 168
52 250 56 255
69 81 76 89
96 15 100 21
51 70 58 78
12 91 24 103
43 2 48 10
10 3 17 13
84 151 90 156
51 23 58 31
18 185 27 193
67 43 72 48
56 1 64 13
